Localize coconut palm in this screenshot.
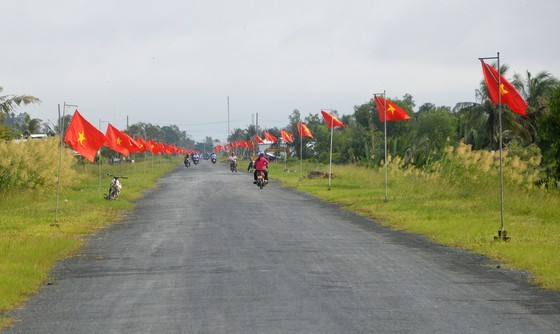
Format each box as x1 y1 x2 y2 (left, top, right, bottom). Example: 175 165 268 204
0 86 41 115
511 70 560 143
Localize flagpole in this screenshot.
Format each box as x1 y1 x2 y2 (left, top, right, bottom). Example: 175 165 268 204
324 109 334 190
54 102 77 226
300 125 303 179
479 52 508 241
98 119 109 194
374 91 388 202
383 91 388 202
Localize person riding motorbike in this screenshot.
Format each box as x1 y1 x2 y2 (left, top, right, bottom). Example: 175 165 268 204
253 152 269 183
192 153 200 165
229 152 238 170
210 152 217 164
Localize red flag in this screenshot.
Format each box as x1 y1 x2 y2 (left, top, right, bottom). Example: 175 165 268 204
374 96 412 122
280 130 294 143
64 110 106 163
297 123 314 139
321 110 345 128
122 132 141 154
148 139 161 155
263 131 277 142
104 124 135 157
254 135 264 144
136 137 149 153
481 60 527 116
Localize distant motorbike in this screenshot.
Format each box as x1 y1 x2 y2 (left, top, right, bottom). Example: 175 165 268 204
255 170 267 189
184 157 191 168
193 156 200 165
230 160 238 173
211 157 217 164
105 174 127 200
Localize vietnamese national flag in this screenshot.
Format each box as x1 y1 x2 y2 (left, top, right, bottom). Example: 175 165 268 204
254 135 264 144
122 131 142 154
280 130 293 143
104 123 134 157
263 131 277 143
64 110 106 163
481 60 527 116
148 139 161 155
373 96 412 122
321 110 345 128
297 123 314 139
136 137 149 153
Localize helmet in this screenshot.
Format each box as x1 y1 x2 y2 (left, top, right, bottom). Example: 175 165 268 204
259 152 265 157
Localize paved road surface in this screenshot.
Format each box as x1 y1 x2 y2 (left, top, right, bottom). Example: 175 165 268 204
5 161 560 333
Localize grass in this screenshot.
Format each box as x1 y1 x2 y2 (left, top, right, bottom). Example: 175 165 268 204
0 155 180 328
270 159 560 290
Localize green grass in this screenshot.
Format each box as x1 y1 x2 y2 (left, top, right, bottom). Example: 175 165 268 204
270 160 560 290
0 156 180 328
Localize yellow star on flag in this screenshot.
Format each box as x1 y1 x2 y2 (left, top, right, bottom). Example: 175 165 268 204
116 137 122 145
500 83 509 96
387 104 396 115
78 131 86 146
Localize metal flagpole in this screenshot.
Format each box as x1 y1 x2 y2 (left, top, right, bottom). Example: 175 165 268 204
479 52 508 241
54 102 77 226
324 109 334 190
373 91 388 202
98 119 109 194
300 123 303 179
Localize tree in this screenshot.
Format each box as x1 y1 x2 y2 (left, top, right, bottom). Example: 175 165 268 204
407 106 458 166
512 70 560 144
0 86 41 115
538 85 560 180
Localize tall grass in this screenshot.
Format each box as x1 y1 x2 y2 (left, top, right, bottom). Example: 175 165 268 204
0 148 180 328
0 138 77 193
272 143 560 290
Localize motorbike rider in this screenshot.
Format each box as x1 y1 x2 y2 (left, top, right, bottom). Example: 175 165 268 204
184 153 190 166
192 153 200 164
210 152 217 161
253 151 269 183
229 152 238 168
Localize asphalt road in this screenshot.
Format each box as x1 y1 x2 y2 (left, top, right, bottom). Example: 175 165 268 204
5 161 560 333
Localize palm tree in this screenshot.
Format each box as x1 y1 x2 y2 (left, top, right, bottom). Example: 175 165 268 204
511 70 560 143
0 86 41 114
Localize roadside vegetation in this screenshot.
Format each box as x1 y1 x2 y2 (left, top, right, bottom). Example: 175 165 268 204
0 138 179 328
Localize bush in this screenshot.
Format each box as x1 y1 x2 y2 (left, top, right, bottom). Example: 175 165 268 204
0 137 77 193
427 141 541 189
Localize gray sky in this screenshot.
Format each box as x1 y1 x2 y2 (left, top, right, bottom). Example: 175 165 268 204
2 0 559 142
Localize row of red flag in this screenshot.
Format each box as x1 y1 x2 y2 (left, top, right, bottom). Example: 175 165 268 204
64 110 195 163
217 106 407 152
64 62 525 162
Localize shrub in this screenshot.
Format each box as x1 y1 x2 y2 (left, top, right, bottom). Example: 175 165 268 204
427 141 541 189
0 137 77 193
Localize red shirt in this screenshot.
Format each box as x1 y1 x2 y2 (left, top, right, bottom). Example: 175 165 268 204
254 157 269 170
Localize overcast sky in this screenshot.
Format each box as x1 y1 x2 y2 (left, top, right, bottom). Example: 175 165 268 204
2 0 559 142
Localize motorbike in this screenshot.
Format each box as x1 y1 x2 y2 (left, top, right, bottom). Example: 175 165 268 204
193 156 200 165
105 174 127 200
255 170 267 189
211 157 217 164
184 157 191 168
230 160 238 173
